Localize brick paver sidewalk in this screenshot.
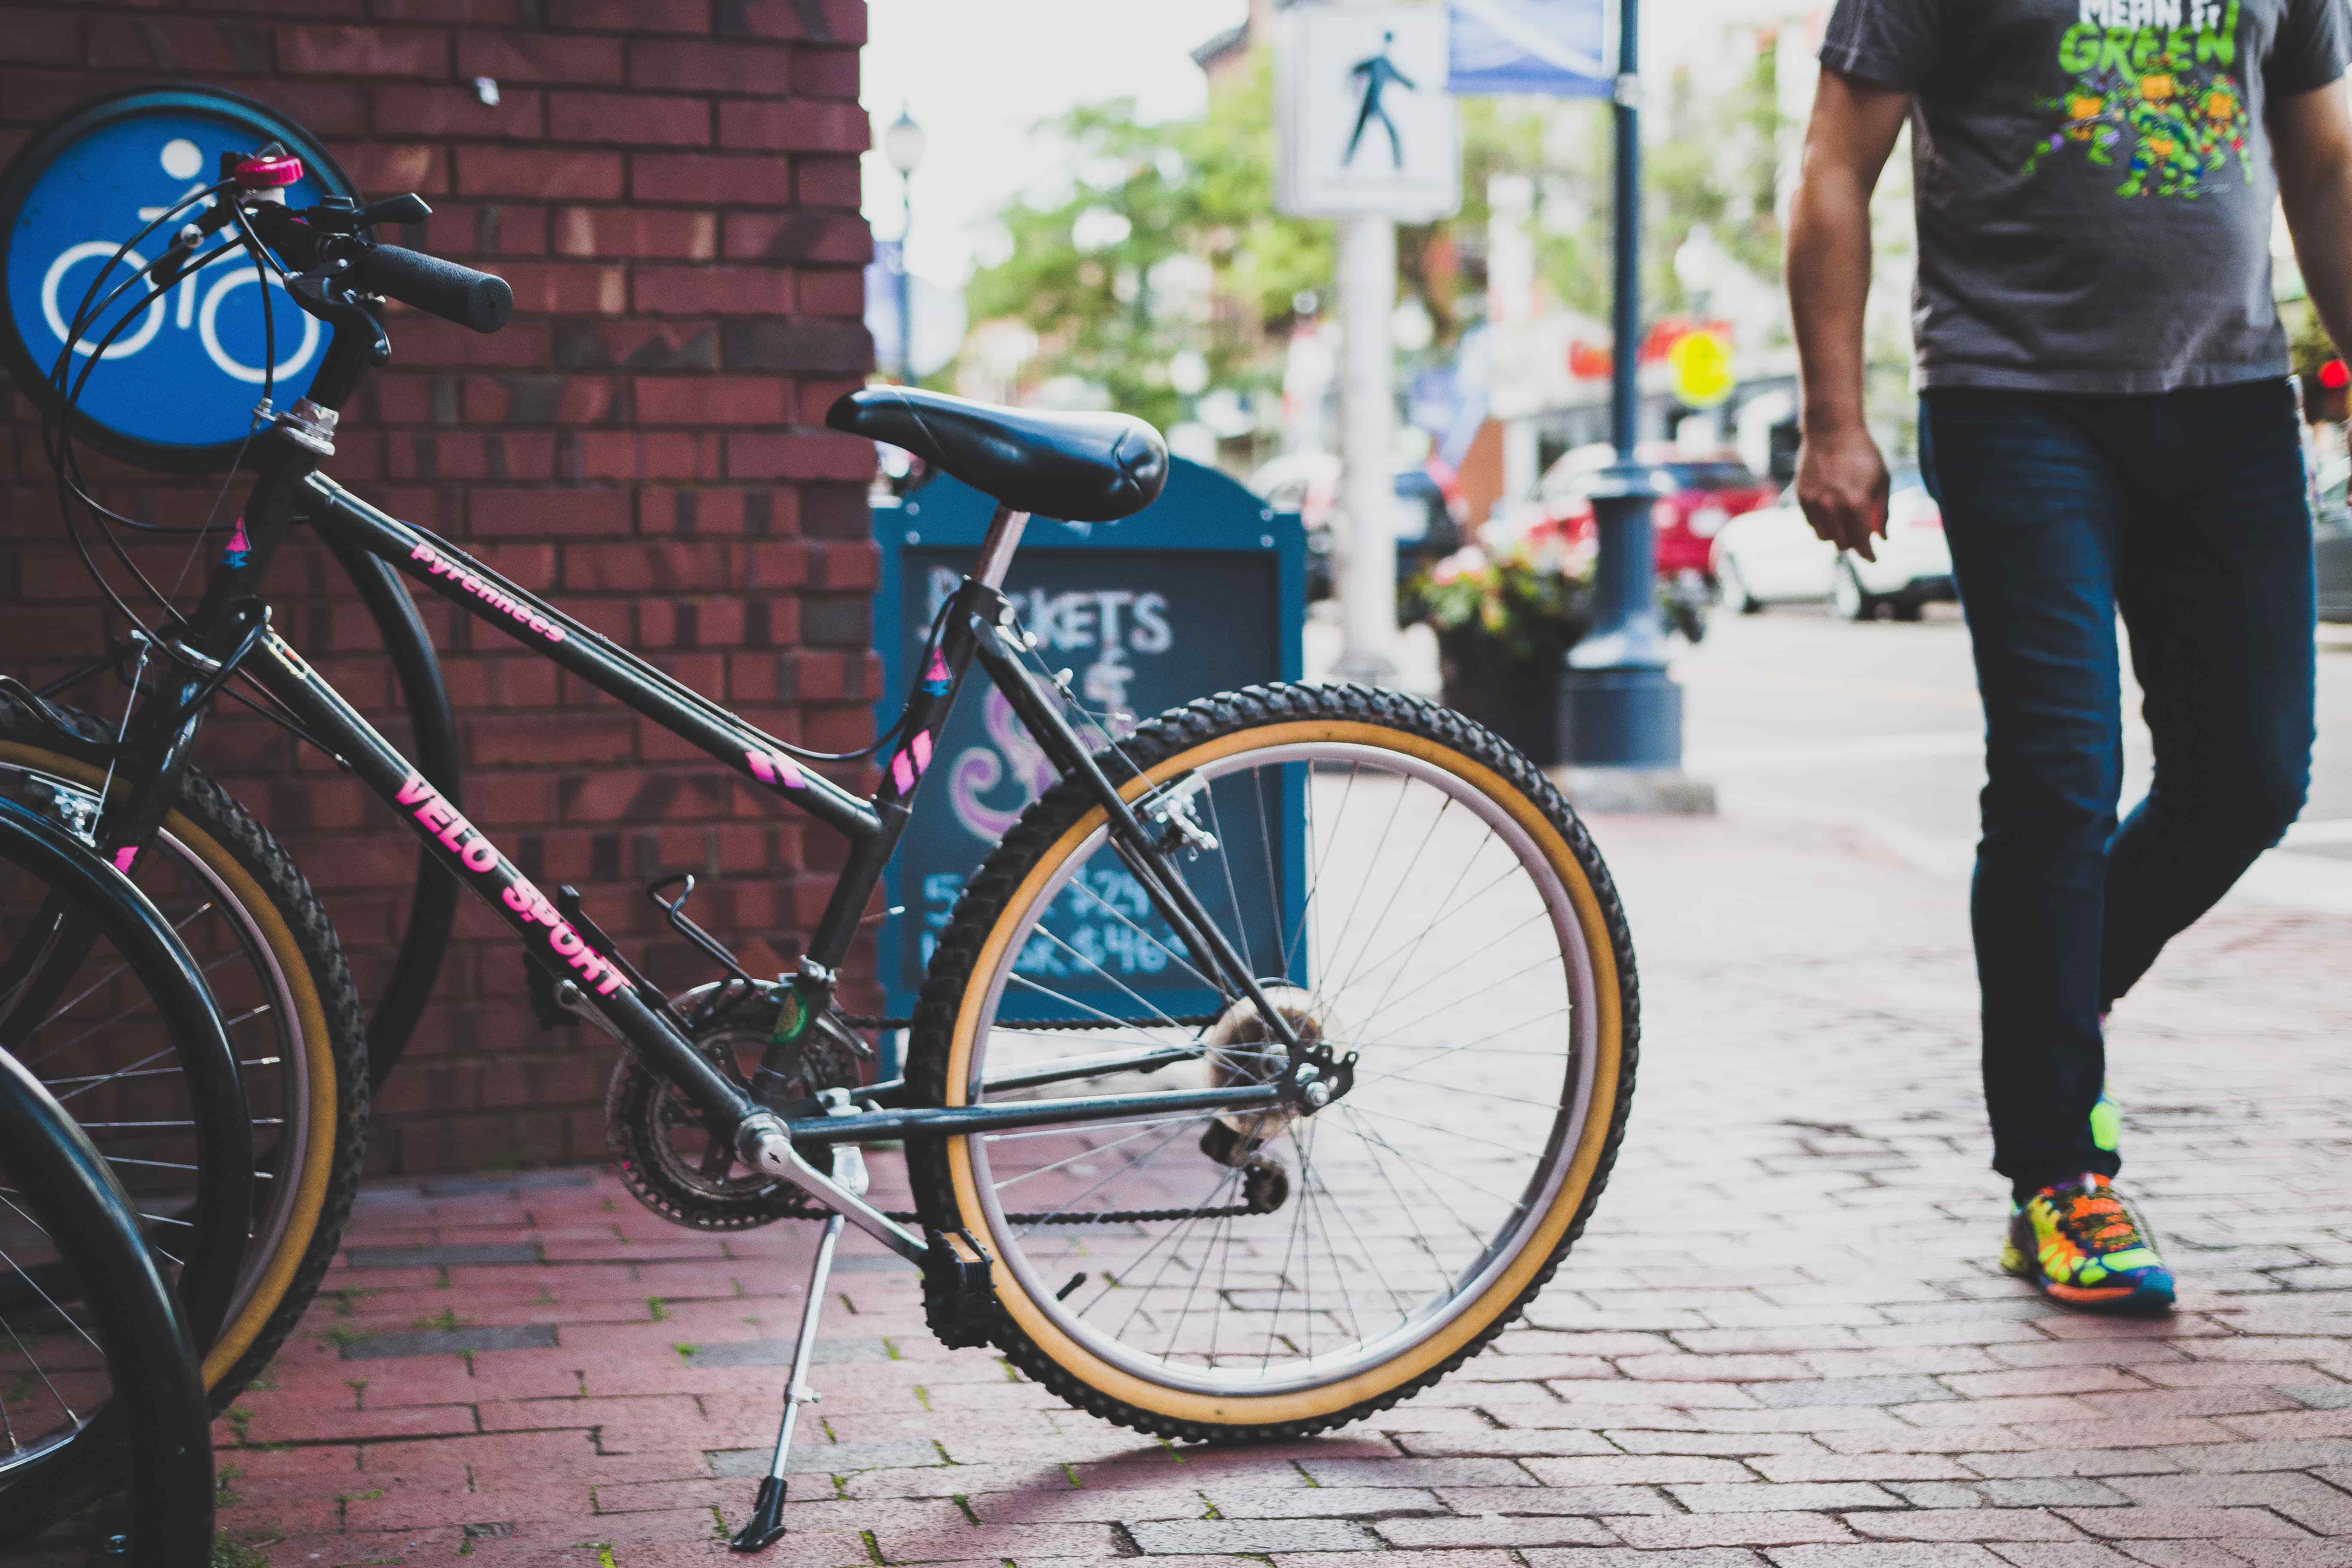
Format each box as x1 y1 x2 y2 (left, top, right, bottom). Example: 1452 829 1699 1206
215 814 2352 1568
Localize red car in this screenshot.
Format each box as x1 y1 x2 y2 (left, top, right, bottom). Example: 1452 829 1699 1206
1530 444 1774 579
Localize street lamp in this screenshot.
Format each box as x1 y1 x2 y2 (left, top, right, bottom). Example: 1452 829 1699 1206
883 104 925 384
1673 224 1727 321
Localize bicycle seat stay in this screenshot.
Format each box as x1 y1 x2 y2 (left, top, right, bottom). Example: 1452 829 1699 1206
827 386 1168 523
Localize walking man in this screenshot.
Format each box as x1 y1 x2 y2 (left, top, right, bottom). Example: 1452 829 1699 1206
1787 0 2351 1311
1345 31 1415 169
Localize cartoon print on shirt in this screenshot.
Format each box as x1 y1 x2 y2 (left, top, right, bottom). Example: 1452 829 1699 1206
2025 0 2252 198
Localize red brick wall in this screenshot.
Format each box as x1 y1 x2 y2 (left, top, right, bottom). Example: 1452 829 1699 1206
0 3 880 1173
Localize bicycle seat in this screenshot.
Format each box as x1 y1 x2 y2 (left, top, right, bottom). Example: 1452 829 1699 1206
826 387 1168 523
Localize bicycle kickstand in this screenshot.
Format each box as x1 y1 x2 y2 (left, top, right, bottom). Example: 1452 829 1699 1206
730 1140 868 1553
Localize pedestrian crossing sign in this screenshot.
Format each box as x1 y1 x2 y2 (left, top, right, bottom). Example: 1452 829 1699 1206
1276 7 1462 220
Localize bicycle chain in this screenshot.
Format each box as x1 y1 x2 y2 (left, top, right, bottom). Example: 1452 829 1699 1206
833 1012 1249 1225
625 1005 1264 1226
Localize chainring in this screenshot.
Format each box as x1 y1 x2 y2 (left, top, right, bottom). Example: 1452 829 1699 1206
606 986 861 1231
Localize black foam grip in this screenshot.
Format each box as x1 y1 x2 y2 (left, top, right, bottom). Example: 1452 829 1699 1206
355 245 514 334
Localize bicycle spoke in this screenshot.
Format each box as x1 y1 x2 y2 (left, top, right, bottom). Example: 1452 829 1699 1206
23 949 243 1069
0 1202 105 1363
1062 871 1222 996
16 900 216 1038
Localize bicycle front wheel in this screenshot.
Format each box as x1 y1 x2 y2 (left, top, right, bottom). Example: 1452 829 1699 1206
907 683 1638 1441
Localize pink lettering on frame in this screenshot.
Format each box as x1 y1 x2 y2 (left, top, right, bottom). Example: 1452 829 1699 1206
410 536 566 643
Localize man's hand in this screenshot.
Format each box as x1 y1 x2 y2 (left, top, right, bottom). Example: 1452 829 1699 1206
1796 422 1890 562
1786 67 1910 566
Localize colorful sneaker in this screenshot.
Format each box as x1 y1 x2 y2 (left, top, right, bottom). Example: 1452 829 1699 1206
2001 1173 2174 1313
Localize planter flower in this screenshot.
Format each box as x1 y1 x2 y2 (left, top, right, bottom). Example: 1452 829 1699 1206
1407 529 1595 767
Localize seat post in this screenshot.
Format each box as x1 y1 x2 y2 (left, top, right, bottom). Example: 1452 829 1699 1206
974 507 1031 590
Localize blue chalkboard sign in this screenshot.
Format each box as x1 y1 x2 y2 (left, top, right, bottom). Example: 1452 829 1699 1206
0 87 357 472
872 459 1308 1028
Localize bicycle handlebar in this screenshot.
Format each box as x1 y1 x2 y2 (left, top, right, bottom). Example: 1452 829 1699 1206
350 244 513 335
238 199 513 336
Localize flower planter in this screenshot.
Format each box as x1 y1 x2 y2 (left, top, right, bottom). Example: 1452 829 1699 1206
1437 624 1580 767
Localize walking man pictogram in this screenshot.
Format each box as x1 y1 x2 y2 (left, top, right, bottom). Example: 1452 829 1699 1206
1345 30 1415 169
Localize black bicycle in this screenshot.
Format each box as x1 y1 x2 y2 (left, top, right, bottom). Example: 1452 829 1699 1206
3 150 1639 1551
0 796 224 1561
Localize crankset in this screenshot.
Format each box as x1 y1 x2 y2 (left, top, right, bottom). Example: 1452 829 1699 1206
606 980 861 1230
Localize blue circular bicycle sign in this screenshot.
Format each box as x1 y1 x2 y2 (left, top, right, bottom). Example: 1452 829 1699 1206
0 87 356 472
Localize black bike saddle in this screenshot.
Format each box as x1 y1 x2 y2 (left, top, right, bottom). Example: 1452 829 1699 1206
826 386 1169 523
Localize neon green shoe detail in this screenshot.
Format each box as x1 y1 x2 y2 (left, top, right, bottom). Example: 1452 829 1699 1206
2002 1173 2174 1314
2089 1095 2122 1154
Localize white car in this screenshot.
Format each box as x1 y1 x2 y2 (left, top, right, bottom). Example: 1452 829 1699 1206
1710 469 1956 622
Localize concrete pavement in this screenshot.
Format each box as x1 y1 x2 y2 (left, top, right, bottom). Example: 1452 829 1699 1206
196 797 2352 1566
1679 605 2352 916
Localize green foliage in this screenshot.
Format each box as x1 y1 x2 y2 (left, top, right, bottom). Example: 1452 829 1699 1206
968 52 1327 429
2286 294 2338 382
1534 47 1790 324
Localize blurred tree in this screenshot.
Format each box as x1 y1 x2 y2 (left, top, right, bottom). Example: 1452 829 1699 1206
967 52 1327 431
1525 37 1789 324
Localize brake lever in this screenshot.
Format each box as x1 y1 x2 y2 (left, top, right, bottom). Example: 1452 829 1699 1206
287 273 388 365
353 194 432 229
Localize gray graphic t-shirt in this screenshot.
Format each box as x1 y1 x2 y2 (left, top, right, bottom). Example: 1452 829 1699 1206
1821 0 2349 393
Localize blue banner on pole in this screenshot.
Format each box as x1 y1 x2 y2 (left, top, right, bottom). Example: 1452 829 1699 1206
1446 0 1611 97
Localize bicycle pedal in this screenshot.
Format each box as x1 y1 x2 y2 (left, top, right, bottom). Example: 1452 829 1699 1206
921 1228 998 1350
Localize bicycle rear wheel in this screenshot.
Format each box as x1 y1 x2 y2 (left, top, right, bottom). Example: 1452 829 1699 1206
907 683 1638 1440
0 799 223 1556
0 701 365 1407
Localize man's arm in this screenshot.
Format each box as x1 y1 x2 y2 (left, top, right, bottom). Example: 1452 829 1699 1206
1786 67 1913 562
2274 79 2352 370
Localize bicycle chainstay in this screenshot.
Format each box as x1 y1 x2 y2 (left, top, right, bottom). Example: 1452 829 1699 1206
785 1014 1274 1226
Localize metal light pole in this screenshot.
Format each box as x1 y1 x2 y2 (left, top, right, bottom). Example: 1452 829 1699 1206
883 104 925 385
1558 0 1688 782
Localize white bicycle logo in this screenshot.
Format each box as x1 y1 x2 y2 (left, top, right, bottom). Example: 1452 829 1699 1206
38 137 318 386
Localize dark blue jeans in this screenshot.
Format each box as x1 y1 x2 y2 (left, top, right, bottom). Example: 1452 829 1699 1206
1919 380 2315 1200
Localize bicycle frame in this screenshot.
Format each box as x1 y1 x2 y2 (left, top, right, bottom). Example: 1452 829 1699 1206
82 327 1307 1264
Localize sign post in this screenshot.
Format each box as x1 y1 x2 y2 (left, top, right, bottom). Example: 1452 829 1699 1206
1277 6 1460 687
